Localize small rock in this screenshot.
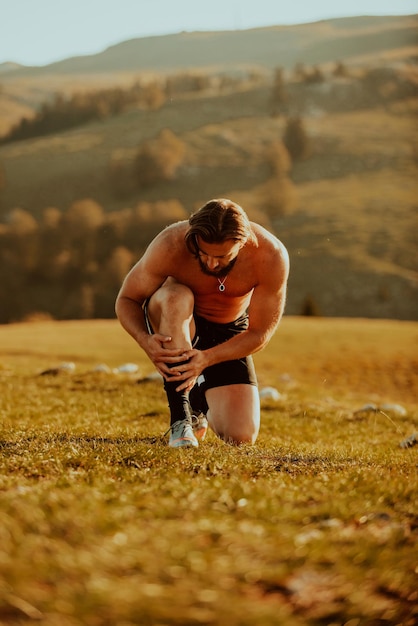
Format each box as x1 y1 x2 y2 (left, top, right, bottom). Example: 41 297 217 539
144 371 163 381
353 403 378 415
380 403 407 417
117 363 139 373
259 387 281 401
354 402 407 418
58 362 76 372
137 372 163 384
39 361 75 376
92 364 112 373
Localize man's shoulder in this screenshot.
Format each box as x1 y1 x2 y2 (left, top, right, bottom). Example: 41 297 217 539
251 222 287 254
249 223 289 283
153 221 188 247
160 220 188 237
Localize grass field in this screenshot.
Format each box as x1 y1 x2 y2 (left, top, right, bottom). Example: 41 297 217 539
0 318 417 625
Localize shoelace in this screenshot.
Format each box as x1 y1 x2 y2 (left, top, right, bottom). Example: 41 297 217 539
163 415 203 437
163 418 193 437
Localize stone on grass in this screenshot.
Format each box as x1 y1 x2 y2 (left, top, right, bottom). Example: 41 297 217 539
92 364 112 373
117 363 139 373
353 402 407 418
259 386 281 401
39 362 76 376
379 403 407 417
353 403 378 416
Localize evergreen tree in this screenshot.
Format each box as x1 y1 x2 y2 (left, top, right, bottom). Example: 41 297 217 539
134 130 186 188
283 117 311 161
271 67 288 114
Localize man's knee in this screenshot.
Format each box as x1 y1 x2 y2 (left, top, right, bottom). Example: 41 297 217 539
206 385 260 445
150 281 194 316
221 428 258 445
209 414 259 445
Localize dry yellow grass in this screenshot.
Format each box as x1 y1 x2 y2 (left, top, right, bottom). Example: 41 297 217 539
0 317 417 625
1 317 417 406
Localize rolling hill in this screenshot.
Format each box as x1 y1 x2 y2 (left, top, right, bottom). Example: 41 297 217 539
4 15 417 76
0 14 416 134
0 15 417 322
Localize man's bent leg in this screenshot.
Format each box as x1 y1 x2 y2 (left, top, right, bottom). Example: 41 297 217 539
206 384 260 445
146 278 196 348
147 279 198 445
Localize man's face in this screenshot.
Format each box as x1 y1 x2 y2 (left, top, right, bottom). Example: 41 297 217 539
195 237 243 278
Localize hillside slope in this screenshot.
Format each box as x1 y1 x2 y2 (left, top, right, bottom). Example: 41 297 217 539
0 15 416 321
0 83 416 320
6 15 417 76
0 14 416 136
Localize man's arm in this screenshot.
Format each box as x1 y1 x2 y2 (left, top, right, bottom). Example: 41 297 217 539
115 228 187 372
207 240 289 361
115 256 159 349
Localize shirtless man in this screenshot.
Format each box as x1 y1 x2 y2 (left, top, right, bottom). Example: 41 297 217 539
115 198 289 447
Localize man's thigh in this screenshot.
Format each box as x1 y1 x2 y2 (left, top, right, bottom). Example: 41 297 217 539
206 384 260 444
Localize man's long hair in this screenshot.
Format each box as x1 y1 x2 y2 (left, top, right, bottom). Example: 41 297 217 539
185 198 256 257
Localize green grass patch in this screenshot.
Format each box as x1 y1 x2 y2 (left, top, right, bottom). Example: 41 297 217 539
0 319 417 624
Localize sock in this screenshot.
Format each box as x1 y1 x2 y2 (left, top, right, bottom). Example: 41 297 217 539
164 361 192 426
189 382 209 415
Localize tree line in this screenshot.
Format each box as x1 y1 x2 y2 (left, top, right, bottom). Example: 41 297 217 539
0 199 190 323
0 116 306 324
0 69 263 144
2 62 414 145
0 111 310 323
0 60 413 322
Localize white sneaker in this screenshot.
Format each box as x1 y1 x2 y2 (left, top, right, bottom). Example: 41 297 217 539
167 419 199 448
192 413 208 441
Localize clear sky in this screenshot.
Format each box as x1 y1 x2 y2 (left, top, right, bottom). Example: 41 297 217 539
1 0 416 66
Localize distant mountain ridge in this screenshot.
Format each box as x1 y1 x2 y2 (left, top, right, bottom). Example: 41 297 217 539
6 14 417 77
0 62 23 73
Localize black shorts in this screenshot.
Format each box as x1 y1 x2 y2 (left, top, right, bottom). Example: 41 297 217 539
192 313 258 391
143 301 257 391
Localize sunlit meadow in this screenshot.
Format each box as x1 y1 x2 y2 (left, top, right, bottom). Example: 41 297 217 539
0 318 417 625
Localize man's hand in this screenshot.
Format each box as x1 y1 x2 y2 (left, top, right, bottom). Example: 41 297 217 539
164 348 209 393
142 334 189 378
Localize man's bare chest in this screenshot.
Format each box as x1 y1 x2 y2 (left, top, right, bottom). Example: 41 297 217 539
172 261 257 298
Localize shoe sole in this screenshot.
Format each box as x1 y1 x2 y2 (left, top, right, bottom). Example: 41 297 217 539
169 437 199 448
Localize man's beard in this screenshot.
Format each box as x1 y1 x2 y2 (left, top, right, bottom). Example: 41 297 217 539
198 256 237 278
